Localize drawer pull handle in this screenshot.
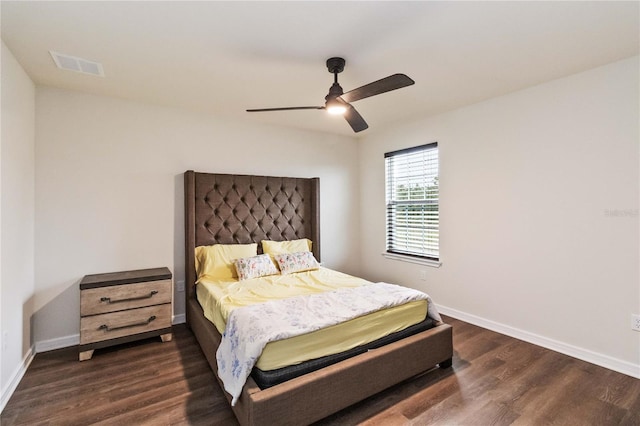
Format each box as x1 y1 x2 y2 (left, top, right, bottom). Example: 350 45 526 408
100 290 158 304
99 315 156 332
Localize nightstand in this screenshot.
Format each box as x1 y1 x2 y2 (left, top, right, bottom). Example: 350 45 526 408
79 267 173 361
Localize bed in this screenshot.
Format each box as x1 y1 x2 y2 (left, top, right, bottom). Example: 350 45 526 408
184 170 453 426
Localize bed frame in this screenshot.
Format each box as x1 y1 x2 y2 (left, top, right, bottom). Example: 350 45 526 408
184 170 453 426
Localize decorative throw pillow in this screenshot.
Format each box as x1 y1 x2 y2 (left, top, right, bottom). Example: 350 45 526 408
261 239 312 256
234 254 279 280
194 243 258 281
273 251 320 275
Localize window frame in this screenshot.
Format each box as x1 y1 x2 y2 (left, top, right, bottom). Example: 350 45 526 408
384 142 440 264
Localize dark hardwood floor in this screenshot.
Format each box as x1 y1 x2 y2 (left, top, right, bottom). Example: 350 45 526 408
2 316 639 425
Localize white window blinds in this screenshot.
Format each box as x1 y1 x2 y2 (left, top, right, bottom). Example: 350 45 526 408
385 142 439 260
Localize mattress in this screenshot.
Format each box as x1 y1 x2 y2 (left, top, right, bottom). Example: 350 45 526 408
196 267 428 371
251 316 437 389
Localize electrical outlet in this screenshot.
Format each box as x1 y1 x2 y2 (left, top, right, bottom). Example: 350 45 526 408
632 314 640 332
176 280 185 292
419 270 427 281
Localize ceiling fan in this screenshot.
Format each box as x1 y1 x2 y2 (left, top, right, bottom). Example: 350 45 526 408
246 57 415 133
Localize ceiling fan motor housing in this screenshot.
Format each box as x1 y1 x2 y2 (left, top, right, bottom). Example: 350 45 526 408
326 82 344 101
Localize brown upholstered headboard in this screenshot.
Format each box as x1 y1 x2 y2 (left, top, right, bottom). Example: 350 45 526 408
184 171 320 304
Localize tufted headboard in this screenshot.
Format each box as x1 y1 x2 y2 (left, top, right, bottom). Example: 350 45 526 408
184 171 320 304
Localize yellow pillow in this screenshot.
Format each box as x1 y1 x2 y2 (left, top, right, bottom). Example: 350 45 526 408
261 239 312 256
195 243 258 281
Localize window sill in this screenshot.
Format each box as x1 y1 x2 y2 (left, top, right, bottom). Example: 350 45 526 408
381 252 442 268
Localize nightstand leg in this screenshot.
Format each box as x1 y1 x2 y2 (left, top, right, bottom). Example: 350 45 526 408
160 333 173 342
79 349 94 361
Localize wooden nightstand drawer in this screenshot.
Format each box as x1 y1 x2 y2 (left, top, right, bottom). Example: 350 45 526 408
80 279 172 316
80 304 172 345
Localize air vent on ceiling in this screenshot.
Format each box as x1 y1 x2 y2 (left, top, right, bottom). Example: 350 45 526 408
49 51 105 77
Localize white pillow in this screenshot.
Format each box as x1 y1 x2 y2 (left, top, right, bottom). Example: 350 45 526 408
273 251 319 274
233 254 279 280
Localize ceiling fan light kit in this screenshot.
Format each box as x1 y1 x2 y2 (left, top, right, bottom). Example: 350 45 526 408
246 57 415 133
325 98 347 115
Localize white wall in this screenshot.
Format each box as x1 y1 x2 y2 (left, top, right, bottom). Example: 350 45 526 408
33 87 361 346
359 56 639 376
0 41 36 404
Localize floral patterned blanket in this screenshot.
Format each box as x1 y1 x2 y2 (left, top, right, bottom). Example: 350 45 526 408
216 282 440 405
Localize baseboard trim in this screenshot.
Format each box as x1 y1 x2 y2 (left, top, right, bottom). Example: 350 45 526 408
0 346 35 413
437 304 640 379
35 334 79 353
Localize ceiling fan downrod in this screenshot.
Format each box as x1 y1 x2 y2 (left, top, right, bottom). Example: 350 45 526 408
325 57 345 101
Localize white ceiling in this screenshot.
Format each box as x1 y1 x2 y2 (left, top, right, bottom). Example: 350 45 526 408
2 1 638 137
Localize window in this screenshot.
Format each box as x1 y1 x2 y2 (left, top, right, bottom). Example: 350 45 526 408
385 142 439 261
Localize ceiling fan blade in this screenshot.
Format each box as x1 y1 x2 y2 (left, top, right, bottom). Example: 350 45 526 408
344 104 368 133
246 106 324 112
340 74 415 103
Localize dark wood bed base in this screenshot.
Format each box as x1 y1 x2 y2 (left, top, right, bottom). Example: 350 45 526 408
184 170 453 426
